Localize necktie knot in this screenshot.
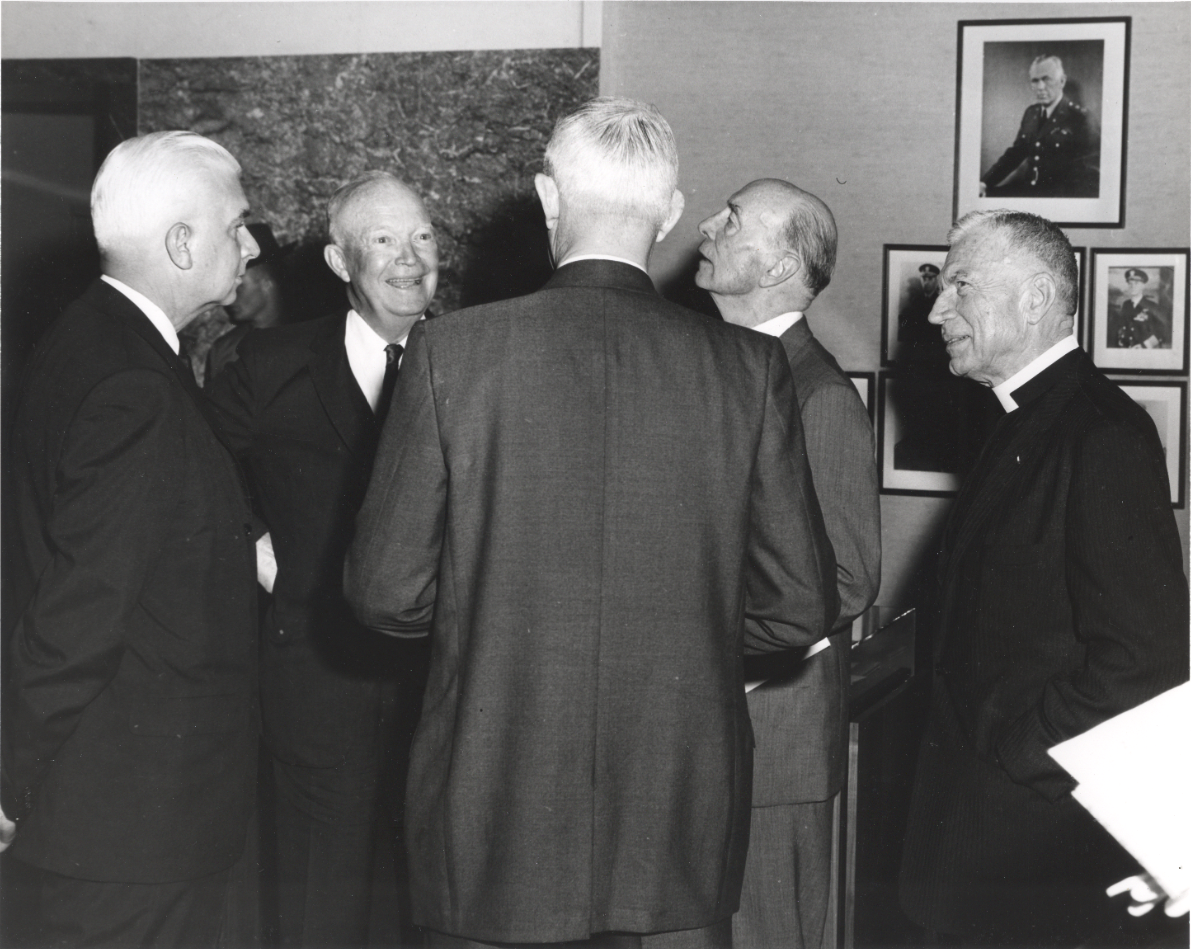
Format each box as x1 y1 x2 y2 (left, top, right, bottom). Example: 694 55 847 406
385 343 404 366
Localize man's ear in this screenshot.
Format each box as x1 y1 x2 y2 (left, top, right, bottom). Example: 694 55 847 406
165 223 194 270
759 252 802 289
655 189 686 243
1022 272 1059 325
323 243 352 284
534 173 560 231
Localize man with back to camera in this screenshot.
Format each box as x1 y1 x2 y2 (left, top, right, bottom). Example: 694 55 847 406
343 97 839 949
206 171 436 947
981 54 1098 199
0 131 261 946
696 178 881 949
898 209 1189 946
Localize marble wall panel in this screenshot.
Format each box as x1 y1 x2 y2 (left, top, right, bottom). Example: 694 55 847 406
138 49 598 376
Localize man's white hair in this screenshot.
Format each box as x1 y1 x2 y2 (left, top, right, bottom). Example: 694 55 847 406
91 131 242 259
544 97 678 228
1031 54 1066 78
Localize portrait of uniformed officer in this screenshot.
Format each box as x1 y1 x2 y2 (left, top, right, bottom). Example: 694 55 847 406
1108 267 1173 349
898 263 946 366
981 54 1099 199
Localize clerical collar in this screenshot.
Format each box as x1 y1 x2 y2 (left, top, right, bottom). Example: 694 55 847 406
753 312 804 338
992 334 1079 412
556 253 648 275
101 275 180 354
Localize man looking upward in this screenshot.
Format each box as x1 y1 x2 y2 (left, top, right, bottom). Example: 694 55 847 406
697 178 881 949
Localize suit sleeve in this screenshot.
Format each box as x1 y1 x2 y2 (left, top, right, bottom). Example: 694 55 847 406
3 370 184 817
994 419 1190 800
344 322 444 638
204 331 259 460
743 343 839 654
982 108 1032 187
800 381 881 631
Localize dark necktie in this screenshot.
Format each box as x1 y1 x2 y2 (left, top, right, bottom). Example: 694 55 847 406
377 342 403 425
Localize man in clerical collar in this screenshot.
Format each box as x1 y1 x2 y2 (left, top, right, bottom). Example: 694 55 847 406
980 54 1098 198
898 209 1188 946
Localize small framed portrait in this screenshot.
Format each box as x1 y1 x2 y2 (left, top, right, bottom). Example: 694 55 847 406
1116 381 1187 507
954 17 1130 227
846 371 875 423
877 371 995 496
882 245 949 368
1089 249 1189 374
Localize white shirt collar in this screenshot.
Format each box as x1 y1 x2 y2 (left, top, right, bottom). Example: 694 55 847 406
344 310 420 412
992 334 1079 412
752 311 804 338
556 253 649 275
101 275 180 355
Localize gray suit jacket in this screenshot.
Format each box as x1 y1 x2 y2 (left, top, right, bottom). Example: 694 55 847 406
345 260 838 943
746 317 881 805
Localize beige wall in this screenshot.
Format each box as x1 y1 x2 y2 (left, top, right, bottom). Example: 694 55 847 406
0 1 603 58
603 1 1191 605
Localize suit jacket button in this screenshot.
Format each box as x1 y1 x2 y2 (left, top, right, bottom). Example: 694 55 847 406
244 523 253 535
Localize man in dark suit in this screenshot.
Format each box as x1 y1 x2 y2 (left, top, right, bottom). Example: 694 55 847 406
206 171 436 948
0 131 261 945
696 178 881 949
981 55 1098 199
344 97 839 949
898 210 1189 946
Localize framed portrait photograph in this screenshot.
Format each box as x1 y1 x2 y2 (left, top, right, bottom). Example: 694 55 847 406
1116 381 1187 507
882 245 948 368
954 17 1130 227
1089 249 1189 374
846 371 875 423
877 371 995 496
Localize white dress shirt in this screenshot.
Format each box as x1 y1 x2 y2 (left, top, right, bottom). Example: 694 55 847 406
101 275 180 354
992 334 1080 412
555 253 649 275
344 310 418 412
753 311 803 338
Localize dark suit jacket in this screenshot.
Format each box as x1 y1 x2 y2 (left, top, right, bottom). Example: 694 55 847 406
900 350 1189 940
345 260 838 943
206 313 404 768
982 97 1098 198
747 318 881 806
2 279 259 884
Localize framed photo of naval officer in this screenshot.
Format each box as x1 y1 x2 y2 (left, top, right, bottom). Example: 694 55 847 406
954 17 1130 227
1115 381 1187 507
1089 249 1189 375
881 245 948 368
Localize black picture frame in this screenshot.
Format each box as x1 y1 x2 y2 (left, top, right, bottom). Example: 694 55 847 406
877 370 993 497
953 17 1130 227
846 371 875 423
1115 380 1188 507
1088 249 1190 375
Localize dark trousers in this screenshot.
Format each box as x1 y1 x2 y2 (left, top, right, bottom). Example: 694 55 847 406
426 918 732 949
271 744 385 948
29 864 231 948
732 797 834 949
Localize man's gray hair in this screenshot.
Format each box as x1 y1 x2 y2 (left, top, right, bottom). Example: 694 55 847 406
1031 54 1066 77
948 209 1078 317
544 96 678 228
780 193 837 297
326 170 408 245
91 131 241 259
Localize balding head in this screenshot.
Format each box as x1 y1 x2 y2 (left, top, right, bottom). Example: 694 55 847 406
696 178 837 326
323 172 438 341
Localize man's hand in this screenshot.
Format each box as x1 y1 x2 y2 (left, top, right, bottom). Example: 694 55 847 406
1108 873 1189 918
256 533 278 594
0 805 16 852
979 181 988 198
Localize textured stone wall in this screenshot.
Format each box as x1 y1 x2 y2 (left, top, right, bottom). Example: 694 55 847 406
138 49 598 374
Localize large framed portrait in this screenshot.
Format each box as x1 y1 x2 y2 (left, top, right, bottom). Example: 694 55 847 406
881 245 948 368
954 17 1130 227
1089 249 1189 374
1116 381 1187 507
877 371 995 496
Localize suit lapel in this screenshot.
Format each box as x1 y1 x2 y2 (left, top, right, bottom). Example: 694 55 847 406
777 318 813 366
307 313 376 455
